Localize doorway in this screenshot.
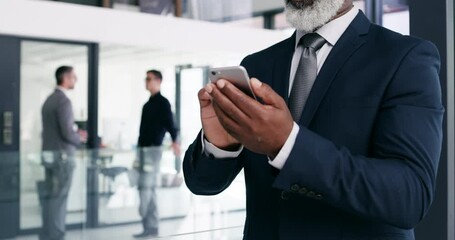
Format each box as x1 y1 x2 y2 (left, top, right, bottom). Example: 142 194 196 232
0 35 99 239
19 40 90 231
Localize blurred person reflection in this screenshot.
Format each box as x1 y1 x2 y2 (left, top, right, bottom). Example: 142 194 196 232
39 66 87 240
134 70 180 238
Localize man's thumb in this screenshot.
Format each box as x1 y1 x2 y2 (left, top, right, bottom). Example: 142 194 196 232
251 78 281 106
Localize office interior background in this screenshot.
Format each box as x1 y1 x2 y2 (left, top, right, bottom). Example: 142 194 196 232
0 0 453 239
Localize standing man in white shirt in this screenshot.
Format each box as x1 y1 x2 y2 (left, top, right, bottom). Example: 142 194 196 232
183 0 443 239
40 66 86 240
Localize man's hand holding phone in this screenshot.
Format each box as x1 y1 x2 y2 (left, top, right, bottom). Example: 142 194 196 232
198 87 241 151
200 74 293 158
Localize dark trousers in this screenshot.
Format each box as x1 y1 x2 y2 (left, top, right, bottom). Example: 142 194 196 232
138 147 162 231
38 153 75 240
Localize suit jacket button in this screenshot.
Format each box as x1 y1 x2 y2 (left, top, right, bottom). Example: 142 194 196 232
306 191 316 198
299 187 308 195
291 184 300 192
281 191 290 200
315 194 323 200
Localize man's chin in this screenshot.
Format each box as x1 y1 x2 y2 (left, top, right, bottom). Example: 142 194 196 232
285 0 344 32
288 0 315 8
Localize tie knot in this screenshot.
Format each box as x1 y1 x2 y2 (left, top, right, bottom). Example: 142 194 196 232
299 33 326 50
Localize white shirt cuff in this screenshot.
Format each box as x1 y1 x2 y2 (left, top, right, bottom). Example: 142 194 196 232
268 122 300 170
201 130 243 158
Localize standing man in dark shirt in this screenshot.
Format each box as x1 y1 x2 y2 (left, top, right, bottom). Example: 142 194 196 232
134 69 180 238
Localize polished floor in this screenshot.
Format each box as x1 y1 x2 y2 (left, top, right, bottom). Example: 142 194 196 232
13 176 246 240
13 215 244 240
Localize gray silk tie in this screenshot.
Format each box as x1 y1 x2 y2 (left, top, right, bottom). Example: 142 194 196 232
289 33 327 121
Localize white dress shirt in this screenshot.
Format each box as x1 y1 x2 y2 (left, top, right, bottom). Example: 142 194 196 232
57 86 70 98
202 7 359 169
57 86 79 132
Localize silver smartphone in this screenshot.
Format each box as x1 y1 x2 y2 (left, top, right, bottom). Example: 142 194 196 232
209 66 256 99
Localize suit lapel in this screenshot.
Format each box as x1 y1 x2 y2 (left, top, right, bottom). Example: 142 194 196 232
299 12 371 127
272 32 296 102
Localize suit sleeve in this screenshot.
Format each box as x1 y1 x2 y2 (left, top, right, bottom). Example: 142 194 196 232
183 57 254 195
273 41 444 229
183 131 244 195
56 98 80 147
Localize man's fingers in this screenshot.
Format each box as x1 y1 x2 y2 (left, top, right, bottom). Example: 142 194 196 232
250 78 285 108
217 79 263 118
212 102 242 138
198 87 212 107
198 87 211 100
209 82 250 124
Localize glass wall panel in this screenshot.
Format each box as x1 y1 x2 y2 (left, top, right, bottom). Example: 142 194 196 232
383 0 409 35
97 44 247 229
13 148 246 239
185 0 253 22
179 67 204 153
20 41 89 230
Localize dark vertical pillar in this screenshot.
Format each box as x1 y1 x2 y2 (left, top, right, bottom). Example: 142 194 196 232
174 0 183 17
175 66 182 131
263 12 276 30
448 1 455 239
364 0 383 25
86 43 100 228
373 0 383 25
174 66 182 173
409 1 454 240
364 0 374 21
0 35 20 239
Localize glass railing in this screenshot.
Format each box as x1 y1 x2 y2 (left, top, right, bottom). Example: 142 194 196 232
45 0 271 28
1 147 245 239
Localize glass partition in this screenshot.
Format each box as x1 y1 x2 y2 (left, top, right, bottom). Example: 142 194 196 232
94 44 247 236
20 40 89 230
13 33 250 240
382 0 409 35
178 67 206 154
11 148 245 239
95 146 246 235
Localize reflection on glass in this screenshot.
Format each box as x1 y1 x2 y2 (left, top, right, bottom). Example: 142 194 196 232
13 148 245 239
165 226 243 240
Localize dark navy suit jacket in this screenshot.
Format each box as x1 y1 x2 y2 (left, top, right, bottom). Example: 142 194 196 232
183 12 444 240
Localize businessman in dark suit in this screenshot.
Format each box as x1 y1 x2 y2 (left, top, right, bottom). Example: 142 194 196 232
40 66 86 240
183 0 444 239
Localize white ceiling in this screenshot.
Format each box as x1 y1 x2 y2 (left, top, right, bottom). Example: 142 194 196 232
0 0 288 54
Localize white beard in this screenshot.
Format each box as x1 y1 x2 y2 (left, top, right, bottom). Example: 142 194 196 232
285 0 345 32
